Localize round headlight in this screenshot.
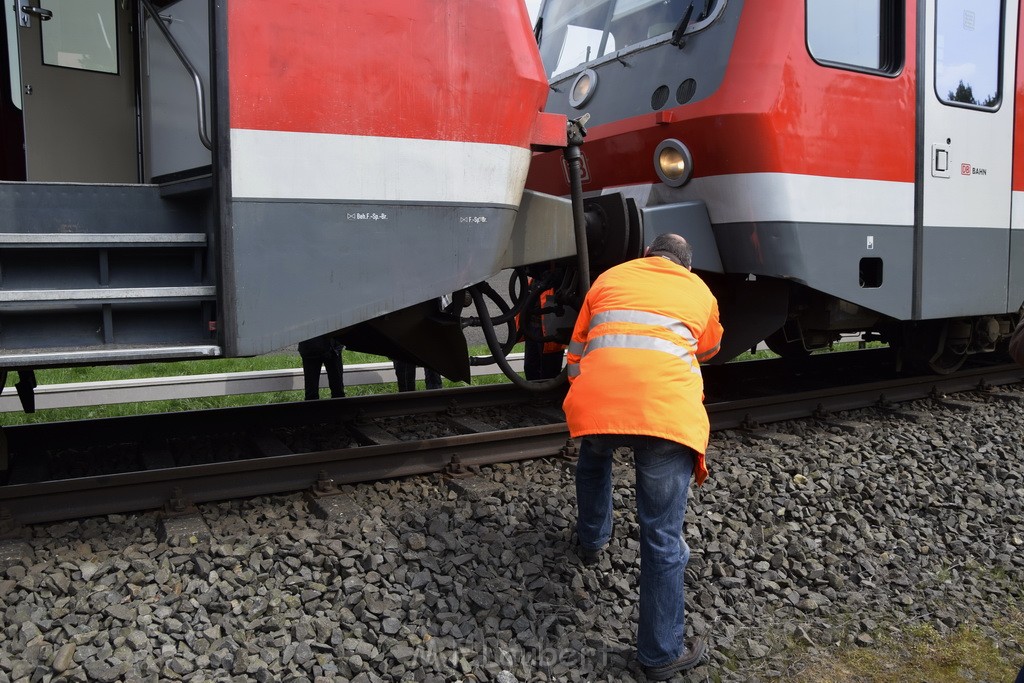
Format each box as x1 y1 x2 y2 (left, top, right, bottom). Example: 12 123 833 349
569 69 597 109
654 139 693 187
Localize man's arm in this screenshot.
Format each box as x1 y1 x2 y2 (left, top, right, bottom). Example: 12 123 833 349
695 300 723 363
565 296 593 382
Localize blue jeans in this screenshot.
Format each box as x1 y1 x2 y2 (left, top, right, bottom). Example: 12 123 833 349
575 434 695 667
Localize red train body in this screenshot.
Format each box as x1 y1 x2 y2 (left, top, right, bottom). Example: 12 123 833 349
527 0 1023 371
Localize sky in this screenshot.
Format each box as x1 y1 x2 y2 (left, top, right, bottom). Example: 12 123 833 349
525 0 542 24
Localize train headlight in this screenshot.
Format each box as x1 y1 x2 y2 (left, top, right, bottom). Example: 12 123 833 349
654 139 693 187
569 69 597 109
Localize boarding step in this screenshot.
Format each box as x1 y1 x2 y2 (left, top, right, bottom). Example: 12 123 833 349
0 232 207 248
0 181 210 234
0 344 222 369
0 285 216 305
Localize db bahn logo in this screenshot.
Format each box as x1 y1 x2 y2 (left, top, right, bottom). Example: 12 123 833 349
961 163 972 175
961 163 988 176
561 153 591 186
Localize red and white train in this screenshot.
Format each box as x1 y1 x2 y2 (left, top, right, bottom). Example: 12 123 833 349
527 0 1024 372
0 0 572 410
1 0 1021 414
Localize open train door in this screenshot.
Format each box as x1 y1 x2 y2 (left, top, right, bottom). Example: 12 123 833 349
918 0 1017 318
11 0 136 182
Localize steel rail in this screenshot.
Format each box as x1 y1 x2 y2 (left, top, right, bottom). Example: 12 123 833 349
0 356 528 413
2 359 1022 528
2 382 556 453
0 424 569 525
708 362 1024 429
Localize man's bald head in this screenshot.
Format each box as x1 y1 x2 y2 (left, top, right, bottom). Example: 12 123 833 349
647 233 693 269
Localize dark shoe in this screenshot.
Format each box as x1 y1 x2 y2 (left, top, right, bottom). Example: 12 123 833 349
644 636 708 680
578 545 603 565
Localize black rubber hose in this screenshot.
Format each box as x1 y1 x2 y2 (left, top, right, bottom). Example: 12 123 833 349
470 285 567 391
467 283 520 366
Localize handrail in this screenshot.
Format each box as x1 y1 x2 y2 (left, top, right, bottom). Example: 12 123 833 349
140 0 213 150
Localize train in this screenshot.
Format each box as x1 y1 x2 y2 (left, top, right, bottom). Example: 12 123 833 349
0 0 587 412
527 0 1024 374
2 0 1022 413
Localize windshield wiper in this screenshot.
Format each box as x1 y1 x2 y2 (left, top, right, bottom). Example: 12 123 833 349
670 2 694 48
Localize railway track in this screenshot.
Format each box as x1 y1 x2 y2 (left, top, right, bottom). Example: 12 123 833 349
2 349 1023 529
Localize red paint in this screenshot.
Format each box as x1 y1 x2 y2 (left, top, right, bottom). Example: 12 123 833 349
229 0 556 150
528 3 918 194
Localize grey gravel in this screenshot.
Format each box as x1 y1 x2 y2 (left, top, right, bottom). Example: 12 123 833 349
2 386 1024 682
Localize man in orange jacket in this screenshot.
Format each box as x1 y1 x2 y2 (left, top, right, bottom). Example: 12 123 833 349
563 233 722 680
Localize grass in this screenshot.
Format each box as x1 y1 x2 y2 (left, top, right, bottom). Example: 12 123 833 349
786 614 1024 683
0 346 520 426
0 339 884 426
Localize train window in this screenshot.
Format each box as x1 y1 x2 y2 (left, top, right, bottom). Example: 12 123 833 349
934 0 1002 109
40 0 118 75
806 0 903 75
538 0 721 79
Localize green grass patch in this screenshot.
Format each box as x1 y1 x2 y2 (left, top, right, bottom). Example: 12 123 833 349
787 614 1024 683
0 346 522 426
1 339 885 426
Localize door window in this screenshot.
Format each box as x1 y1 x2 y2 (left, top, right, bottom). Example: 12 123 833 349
935 0 1002 108
40 0 117 74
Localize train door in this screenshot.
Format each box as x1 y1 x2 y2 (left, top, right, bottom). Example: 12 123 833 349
918 0 1017 317
14 0 137 182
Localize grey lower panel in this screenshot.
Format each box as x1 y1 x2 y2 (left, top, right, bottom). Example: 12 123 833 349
225 200 519 356
714 221 916 321
918 225 1012 319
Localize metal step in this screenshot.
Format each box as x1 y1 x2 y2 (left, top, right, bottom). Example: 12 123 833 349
0 181 218 367
0 232 207 248
0 285 216 305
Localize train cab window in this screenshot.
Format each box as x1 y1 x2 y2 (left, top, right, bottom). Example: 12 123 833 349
538 0 722 79
806 0 903 75
934 0 1002 109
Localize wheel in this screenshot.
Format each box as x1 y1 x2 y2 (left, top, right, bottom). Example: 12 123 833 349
898 320 968 375
924 346 967 374
764 329 810 359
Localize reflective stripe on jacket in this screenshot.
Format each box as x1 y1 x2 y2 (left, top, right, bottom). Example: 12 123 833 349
562 256 723 485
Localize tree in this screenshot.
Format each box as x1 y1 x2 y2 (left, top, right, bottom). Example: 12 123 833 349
946 80 998 107
947 79 977 104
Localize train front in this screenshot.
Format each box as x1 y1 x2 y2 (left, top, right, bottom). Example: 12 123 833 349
222 0 565 381
528 0 1023 371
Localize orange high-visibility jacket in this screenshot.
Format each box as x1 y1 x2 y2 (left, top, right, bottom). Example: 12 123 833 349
563 256 723 485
